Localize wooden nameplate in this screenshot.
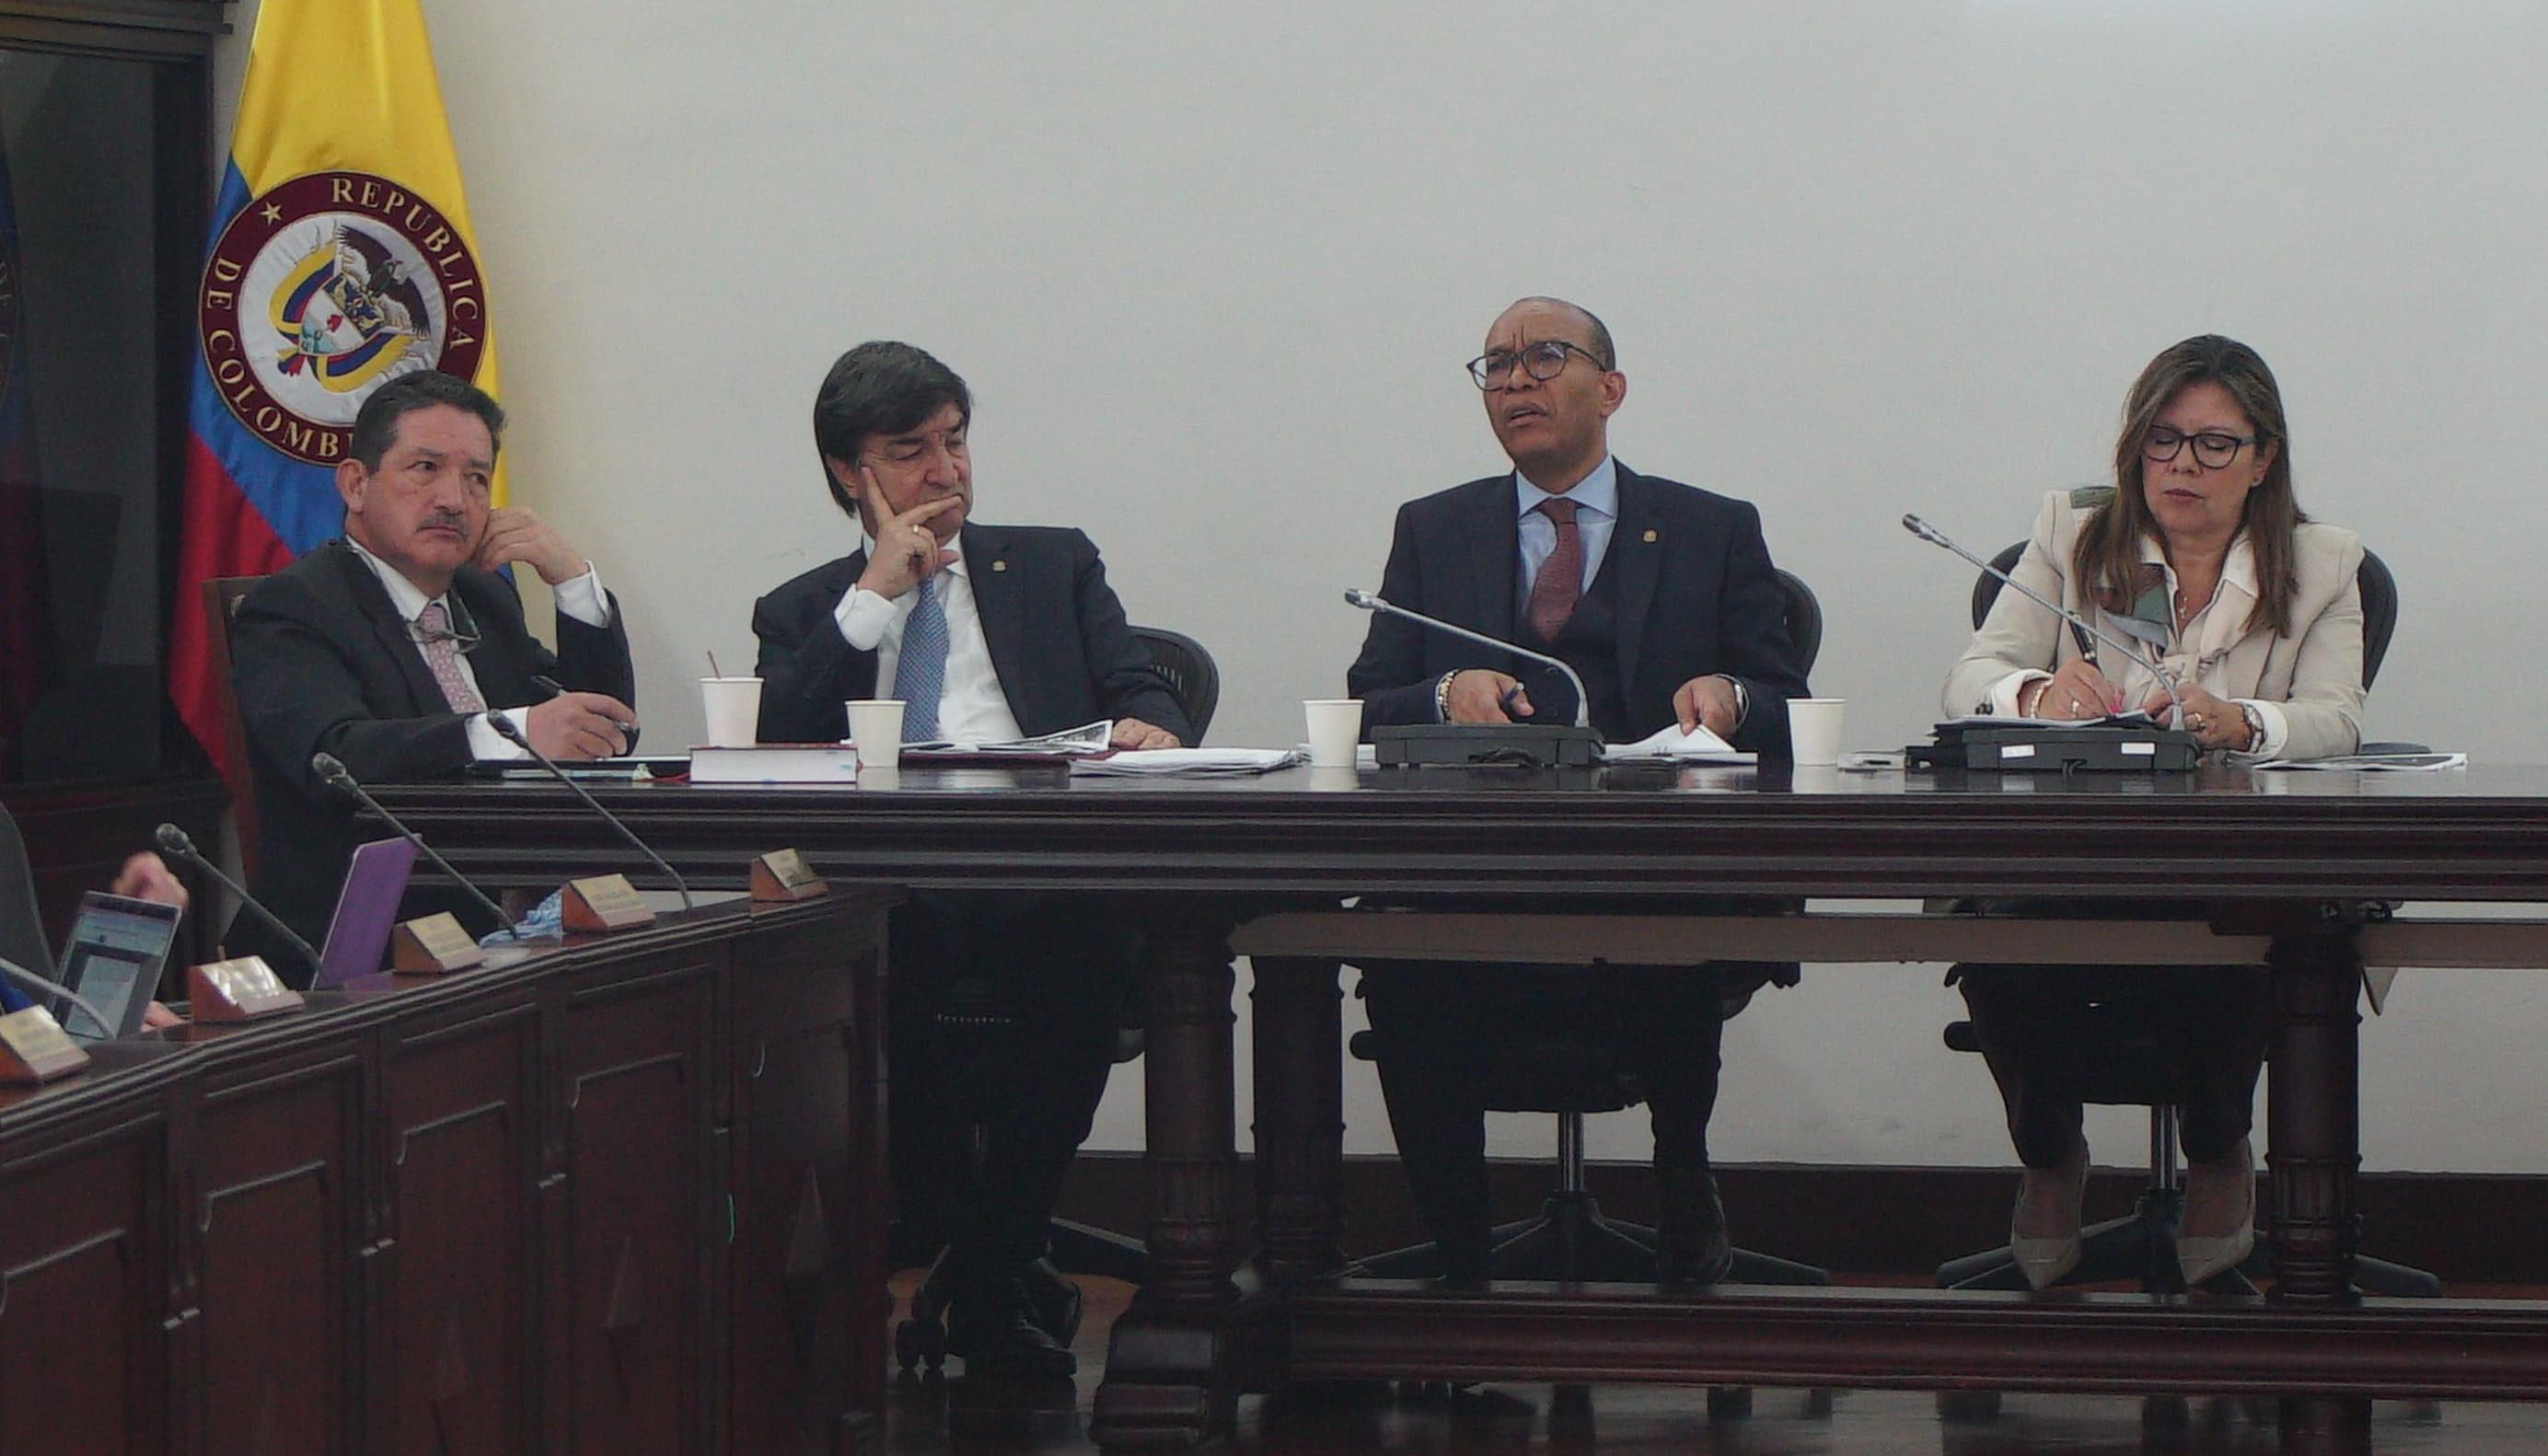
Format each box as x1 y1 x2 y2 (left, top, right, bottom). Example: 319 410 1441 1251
188 955 307 1023
748 849 828 903
561 874 656 932
389 912 488 975
0 1006 91 1084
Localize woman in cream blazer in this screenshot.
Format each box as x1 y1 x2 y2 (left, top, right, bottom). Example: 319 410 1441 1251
1940 335 2367 1292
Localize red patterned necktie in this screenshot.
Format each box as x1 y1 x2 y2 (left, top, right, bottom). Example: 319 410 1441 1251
1525 497 1583 643
415 602 485 713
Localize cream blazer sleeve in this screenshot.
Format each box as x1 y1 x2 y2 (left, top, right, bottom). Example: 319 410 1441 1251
1940 491 2086 717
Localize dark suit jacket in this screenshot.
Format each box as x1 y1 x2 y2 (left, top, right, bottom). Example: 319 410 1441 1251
751 523 1188 745
1347 464 1808 754
231 540 636 979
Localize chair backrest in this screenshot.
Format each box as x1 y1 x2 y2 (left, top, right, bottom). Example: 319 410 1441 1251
0 802 53 984
1129 626 1219 746
1969 543 2398 690
1776 569 1823 677
202 575 269 873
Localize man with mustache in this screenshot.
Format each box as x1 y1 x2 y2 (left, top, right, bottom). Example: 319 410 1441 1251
228 370 637 982
752 341 1187 1377
1346 296 1809 1287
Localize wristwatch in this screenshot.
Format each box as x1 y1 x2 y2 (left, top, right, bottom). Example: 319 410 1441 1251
1434 670 1461 723
2236 700 2265 752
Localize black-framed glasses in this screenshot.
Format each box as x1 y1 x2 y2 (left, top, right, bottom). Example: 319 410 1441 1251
1466 340 1607 390
2142 425 2258 469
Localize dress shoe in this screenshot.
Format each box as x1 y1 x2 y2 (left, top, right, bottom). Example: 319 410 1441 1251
2009 1142 2089 1290
1022 1257 1083 1346
1654 1166 1734 1288
946 1275 1078 1378
2177 1137 2257 1287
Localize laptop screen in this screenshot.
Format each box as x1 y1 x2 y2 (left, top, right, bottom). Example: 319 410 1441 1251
54 892 183 1041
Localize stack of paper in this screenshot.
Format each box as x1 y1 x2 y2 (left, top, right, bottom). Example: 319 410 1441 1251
1599 723 1754 765
2253 753 2467 772
1071 748 1305 776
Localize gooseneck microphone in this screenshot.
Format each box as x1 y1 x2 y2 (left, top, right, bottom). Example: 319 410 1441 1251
1901 514 2185 726
155 822 323 970
483 715 693 909
1343 588 1595 730
0 953 113 1038
312 753 523 937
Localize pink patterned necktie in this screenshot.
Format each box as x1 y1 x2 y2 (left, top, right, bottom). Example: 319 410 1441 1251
415 602 485 713
1525 497 1583 643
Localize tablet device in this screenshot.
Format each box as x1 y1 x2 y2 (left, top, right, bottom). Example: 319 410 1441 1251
313 836 420 989
53 891 183 1041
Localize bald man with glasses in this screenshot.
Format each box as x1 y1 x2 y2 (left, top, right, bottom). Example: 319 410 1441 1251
1344 295 1810 1288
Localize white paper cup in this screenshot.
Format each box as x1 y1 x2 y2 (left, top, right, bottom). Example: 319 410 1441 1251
1789 697 1846 767
700 677 761 748
1303 699 1362 768
845 699 906 769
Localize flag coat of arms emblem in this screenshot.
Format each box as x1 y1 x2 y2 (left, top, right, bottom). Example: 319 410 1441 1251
172 0 502 788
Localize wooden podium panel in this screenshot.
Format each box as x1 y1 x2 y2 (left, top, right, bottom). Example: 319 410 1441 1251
377 1001 542 1456
0 1098 168 1456
554 953 718 1456
193 1052 365 1456
0 892 895 1456
724 911 887 1454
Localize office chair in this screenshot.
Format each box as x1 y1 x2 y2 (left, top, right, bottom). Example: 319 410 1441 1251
1343 572 1832 1416
893 626 1217 1372
202 575 270 876
1935 543 2435 1308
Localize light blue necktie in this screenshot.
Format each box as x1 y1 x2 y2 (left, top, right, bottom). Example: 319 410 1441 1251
894 575 948 742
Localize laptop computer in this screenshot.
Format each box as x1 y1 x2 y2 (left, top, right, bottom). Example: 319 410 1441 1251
52 891 184 1041
311 837 421 990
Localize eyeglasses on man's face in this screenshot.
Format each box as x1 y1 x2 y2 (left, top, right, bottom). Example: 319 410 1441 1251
2142 425 2258 469
1466 339 1608 390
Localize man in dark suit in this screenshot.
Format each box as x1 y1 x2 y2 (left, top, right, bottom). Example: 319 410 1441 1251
754 341 1187 1377
230 372 637 983
1347 296 1810 1286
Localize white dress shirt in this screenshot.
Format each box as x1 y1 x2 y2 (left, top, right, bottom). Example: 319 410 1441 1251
343 535 613 761
830 545 1025 745
1986 533 2291 757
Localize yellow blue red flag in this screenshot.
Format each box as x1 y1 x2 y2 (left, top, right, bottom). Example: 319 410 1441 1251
172 0 502 784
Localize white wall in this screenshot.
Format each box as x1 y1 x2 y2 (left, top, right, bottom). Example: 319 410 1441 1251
218 1 2548 1173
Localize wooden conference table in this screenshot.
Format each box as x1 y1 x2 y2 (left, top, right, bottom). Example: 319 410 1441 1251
372 759 2548 1451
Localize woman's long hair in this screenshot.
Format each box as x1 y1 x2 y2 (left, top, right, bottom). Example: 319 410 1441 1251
2073 334 2304 636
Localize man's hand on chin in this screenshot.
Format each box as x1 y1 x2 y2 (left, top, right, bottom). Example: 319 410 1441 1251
1109 718 1181 751
474 506 589 585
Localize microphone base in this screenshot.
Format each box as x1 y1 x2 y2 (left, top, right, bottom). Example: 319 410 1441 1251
1915 722 2203 773
1372 722 1604 769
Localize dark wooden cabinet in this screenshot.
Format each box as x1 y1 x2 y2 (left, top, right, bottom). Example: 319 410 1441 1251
376 1000 543 1456
724 914 886 1456
0 1062 174 1456
191 1049 367 1456
0 893 891 1456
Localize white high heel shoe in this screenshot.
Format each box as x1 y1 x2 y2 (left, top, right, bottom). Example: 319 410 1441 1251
2177 1138 2257 1288
2010 1147 2089 1290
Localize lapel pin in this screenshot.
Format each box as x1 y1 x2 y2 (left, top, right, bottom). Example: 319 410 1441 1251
991 560 1008 572
1642 528 1659 543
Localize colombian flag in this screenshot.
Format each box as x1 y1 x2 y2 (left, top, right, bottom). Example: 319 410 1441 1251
171 0 503 793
